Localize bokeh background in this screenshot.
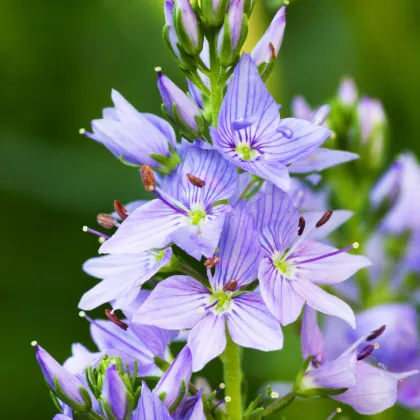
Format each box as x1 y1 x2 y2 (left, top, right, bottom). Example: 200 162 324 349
2 0 420 418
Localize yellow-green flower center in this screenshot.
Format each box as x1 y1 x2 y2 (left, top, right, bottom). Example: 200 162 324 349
210 291 232 314
189 209 207 226
235 143 258 161
155 250 165 262
273 253 295 278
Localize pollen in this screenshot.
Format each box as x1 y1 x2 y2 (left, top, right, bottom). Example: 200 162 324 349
79 128 86 135
154 66 162 72
225 396 232 403
31 340 38 347
374 343 380 350
235 143 259 161
353 242 360 249
79 311 86 317
271 392 279 399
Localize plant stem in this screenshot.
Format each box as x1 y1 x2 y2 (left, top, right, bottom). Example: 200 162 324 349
208 31 223 126
262 392 295 417
223 332 243 420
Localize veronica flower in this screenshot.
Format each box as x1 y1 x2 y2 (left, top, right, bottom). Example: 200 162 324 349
338 78 358 106
134 201 284 371
210 54 331 191
82 90 178 169
100 147 238 260
78 247 172 311
251 183 371 326
300 306 418 415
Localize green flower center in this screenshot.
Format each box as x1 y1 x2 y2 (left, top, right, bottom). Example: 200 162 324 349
155 250 165 262
273 253 295 278
189 209 207 226
235 143 259 161
210 291 232 314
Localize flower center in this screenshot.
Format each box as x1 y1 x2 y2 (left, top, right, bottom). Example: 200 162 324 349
273 252 296 278
189 209 207 226
235 143 259 161
155 250 165 262
209 291 232 314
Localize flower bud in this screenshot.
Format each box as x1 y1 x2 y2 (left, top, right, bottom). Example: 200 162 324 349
174 0 204 56
244 0 256 16
100 364 131 420
338 78 358 106
34 344 92 412
157 70 204 138
218 0 248 67
251 6 286 67
202 0 230 27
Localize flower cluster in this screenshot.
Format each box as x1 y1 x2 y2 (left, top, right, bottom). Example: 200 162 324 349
34 1 420 419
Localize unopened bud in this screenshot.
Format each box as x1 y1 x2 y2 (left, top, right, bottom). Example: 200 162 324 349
105 309 128 331
205 257 221 269
316 210 333 228
140 165 156 192
101 364 129 420
114 200 128 220
187 173 206 188
97 213 117 229
338 78 358 106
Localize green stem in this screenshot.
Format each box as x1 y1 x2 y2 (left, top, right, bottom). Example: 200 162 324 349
178 262 208 285
223 332 243 420
208 31 223 126
261 392 295 417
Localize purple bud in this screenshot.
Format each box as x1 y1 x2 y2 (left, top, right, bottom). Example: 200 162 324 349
101 364 128 420
164 0 175 24
251 6 286 66
202 0 230 26
357 97 386 144
53 416 73 420
157 71 202 134
34 344 91 412
338 78 357 105
227 0 246 49
311 104 330 126
174 0 203 56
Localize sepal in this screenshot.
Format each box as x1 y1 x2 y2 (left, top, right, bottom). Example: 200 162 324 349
163 25 197 71
202 0 230 27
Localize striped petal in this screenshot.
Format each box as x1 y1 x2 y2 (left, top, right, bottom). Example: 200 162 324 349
133 383 172 420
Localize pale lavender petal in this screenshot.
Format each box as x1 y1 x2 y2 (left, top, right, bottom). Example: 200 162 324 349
370 160 402 208
155 346 192 408
301 306 326 363
63 344 101 375
188 314 227 371
133 276 209 330
293 240 371 285
188 396 206 420
227 293 283 351
258 257 305 325
133 382 172 420
291 96 311 120
302 353 357 390
338 78 357 105
187 79 204 109
101 364 127 420
291 279 356 328
289 148 359 174
398 359 420 408
332 362 398 415
99 200 186 255
212 201 261 291
53 415 72 420
306 210 354 241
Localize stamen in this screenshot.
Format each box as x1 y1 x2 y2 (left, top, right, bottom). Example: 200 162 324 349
276 127 293 139
97 213 118 229
82 226 110 240
79 128 86 135
114 200 128 220
154 66 162 72
152 187 188 215
105 309 128 331
366 325 386 341
231 116 257 131
204 257 221 269
269 42 276 59
31 340 38 347
271 392 279 399
214 383 226 398
357 344 377 361
223 279 238 292
79 311 150 359
312 355 321 368
140 165 156 192
326 407 342 420
211 397 231 412
298 216 306 236
187 173 206 188
316 209 333 227
296 242 359 266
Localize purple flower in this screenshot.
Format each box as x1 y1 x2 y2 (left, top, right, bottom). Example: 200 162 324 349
358 97 386 144
174 0 203 56
251 6 286 65
53 416 72 420
338 78 357 105
158 70 204 135
133 382 172 420
371 152 420 233
100 147 238 260
101 364 129 420
34 344 92 412
300 306 418 415
79 247 172 311
83 90 177 168
63 343 101 376
251 183 371 326
134 201 284 371
211 55 331 191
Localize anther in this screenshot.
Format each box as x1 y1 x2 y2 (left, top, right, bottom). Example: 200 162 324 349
31 340 38 347
83 226 110 240
366 325 386 341
79 128 86 135
276 127 293 139
298 216 306 236
357 344 375 361
205 257 221 269
97 213 118 229
269 42 277 59
316 209 333 228
326 407 342 420
140 165 156 192
187 173 206 188
270 392 279 399
154 66 162 73
114 200 128 220
312 355 321 368
105 309 129 331
223 279 238 292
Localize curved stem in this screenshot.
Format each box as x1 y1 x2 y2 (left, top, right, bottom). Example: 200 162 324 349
223 332 242 420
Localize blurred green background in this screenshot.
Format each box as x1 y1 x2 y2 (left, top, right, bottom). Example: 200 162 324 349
2 0 419 418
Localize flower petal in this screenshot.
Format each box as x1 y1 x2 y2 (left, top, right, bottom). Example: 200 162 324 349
133 276 210 330
291 279 356 328
228 293 283 351
258 257 305 325
212 201 261 291
133 382 172 420
301 306 326 363
99 200 186 254
188 314 227 372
